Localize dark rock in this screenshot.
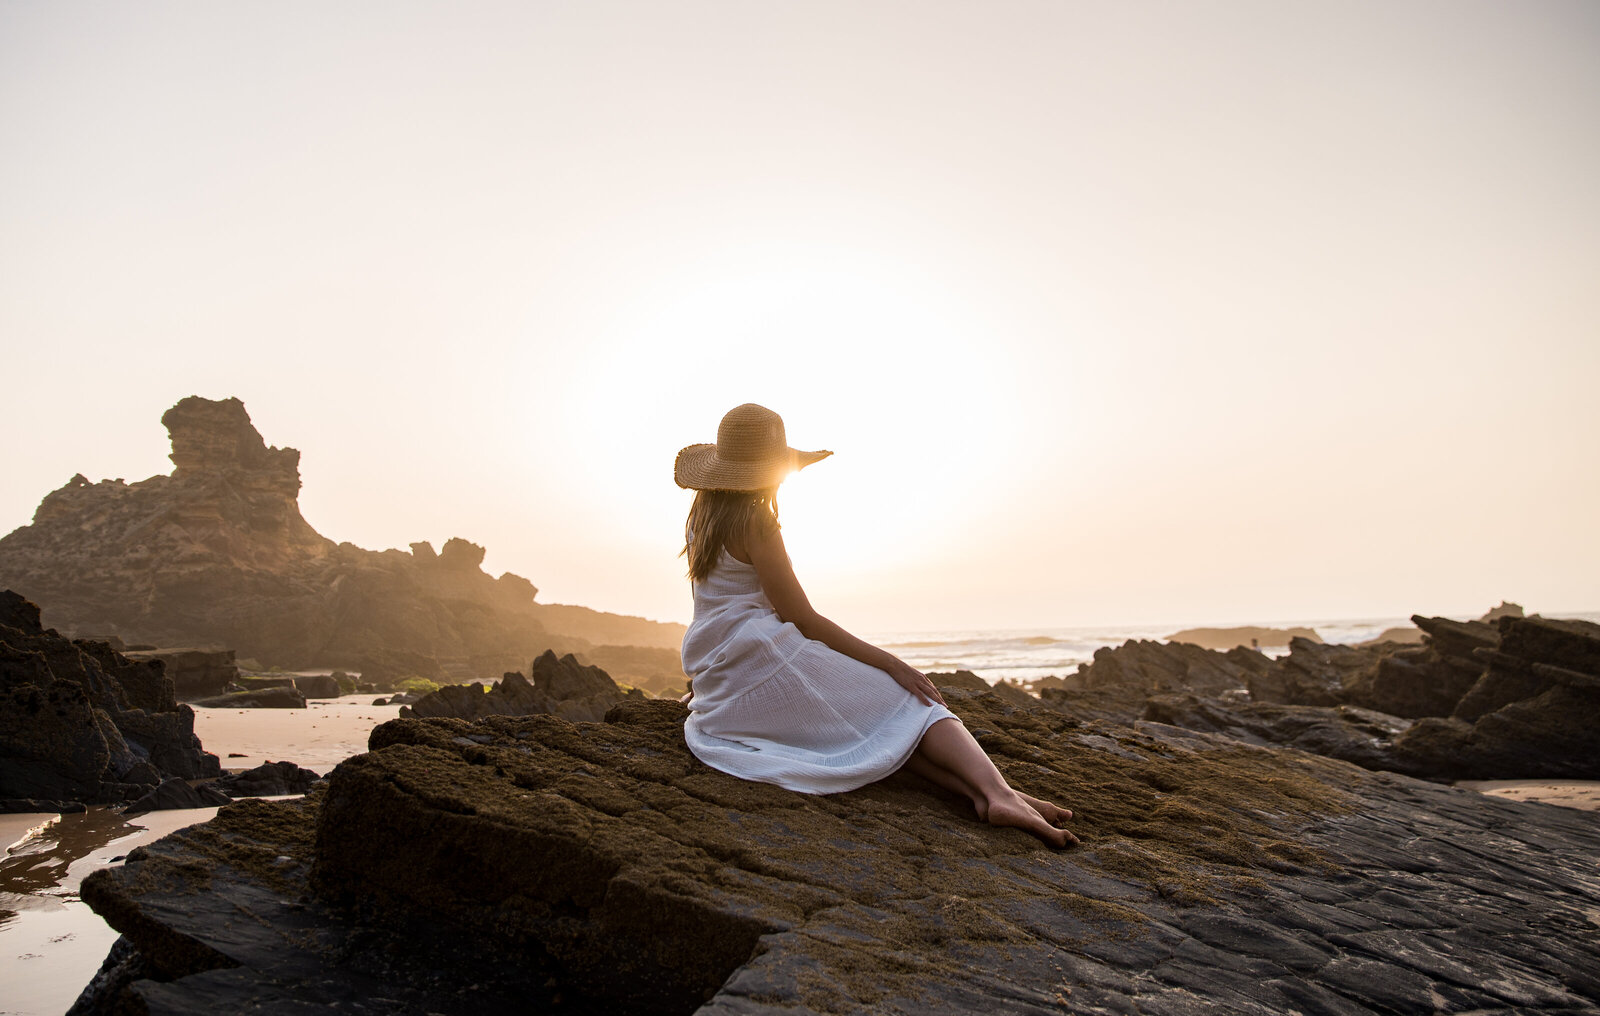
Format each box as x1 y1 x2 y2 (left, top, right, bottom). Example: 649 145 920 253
1041 639 1273 722
235 675 296 691
1248 637 1382 707
1250 618 1493 719
1386 616 1600 780
190 687 306 709
930 669 1038 708
401 651 632 723
123 777 232 813
1142 693 1415 773
531 647 619 701
2 797 89 814
75 695 1600 1014
123 648 238 701
213 761 321 797
0 396 684 683
1 590 219 804
292 674 340 699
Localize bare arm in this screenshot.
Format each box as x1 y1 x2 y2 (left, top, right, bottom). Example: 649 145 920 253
740 514 946 707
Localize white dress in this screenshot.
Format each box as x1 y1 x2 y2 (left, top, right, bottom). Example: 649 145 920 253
681 548 958 794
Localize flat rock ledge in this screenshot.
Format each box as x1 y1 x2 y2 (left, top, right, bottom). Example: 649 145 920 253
76 691 1600 1015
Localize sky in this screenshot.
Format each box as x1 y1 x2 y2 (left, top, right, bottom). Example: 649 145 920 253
2 1 1597 633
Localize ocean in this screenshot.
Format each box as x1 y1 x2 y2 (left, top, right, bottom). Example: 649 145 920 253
870 612 1600 685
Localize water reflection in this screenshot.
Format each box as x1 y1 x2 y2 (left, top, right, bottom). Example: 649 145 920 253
1 805 221 1016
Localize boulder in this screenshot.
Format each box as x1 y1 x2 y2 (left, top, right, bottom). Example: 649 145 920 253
123 648 238 701
401 651 633 723
213 760 321 797
1 589 219 805
189 687 306 709
234 676 297 691
75 695 1600 1014
292 674 341 699
123 777 232 813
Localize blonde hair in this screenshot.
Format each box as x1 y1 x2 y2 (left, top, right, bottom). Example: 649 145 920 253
682 488 778 583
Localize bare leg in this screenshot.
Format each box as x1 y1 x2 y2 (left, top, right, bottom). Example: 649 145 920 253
902 753 988 819
913 718 1078 847
907 754 1073 825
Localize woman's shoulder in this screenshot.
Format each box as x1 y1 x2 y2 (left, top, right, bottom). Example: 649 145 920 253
726 509 779 564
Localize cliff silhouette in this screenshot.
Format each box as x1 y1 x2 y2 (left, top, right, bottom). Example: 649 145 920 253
0 397 683 684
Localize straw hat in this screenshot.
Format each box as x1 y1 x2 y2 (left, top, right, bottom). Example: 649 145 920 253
674 404 832 491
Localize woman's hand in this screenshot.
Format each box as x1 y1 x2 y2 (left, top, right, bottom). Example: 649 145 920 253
886 659 946 707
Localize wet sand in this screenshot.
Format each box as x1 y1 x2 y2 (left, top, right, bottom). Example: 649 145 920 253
1454 779 1600 812
191 697 406 773
1 807 223 1016
2 699 400 1016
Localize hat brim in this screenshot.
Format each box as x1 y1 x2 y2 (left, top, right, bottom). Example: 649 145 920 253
674 445 832 491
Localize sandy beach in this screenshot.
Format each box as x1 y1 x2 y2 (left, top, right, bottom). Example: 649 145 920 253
190 697 407 774
1454 779 1600 812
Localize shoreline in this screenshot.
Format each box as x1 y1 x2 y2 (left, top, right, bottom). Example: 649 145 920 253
6 695 1599 1015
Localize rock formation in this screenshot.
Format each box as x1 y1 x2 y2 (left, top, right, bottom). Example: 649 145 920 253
1051 611 1600 782
0 396 686 684
1392 614 1600 779
400 649 639 723
74 686 1600 1014
122 649 238 700
189 686 307 709
212 760 321 798
1163 624 1321 650
1039 638 1274 720
1 590 219 810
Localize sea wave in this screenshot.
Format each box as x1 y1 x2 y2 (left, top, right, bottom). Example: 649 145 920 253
868 612 1600 686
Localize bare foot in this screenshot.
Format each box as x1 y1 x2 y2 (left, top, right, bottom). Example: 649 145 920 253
985 791 1078 848
1018 792 1073 826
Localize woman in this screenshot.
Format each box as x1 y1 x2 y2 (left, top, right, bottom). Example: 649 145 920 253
676 403 1077 847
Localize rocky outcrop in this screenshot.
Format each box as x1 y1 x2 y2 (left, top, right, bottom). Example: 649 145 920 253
1040 638 1273 720
189 687 306 709
1164 624 1321 650
76 692 1600 1014
1142 693 1415 773
1249 616 1496 718
1072 612 1600 782
122 649 238 700
236 673 341 698
1389 614 1600 779
0 396 686 683
930 668 1039 708
213 760 321 797
123 777 232 814
1 590 219 808
400 650 637 723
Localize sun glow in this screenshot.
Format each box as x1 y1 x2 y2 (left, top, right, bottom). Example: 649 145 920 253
548 242 1025 582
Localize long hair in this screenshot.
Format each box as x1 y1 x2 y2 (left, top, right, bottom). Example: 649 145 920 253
682 488 778 583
